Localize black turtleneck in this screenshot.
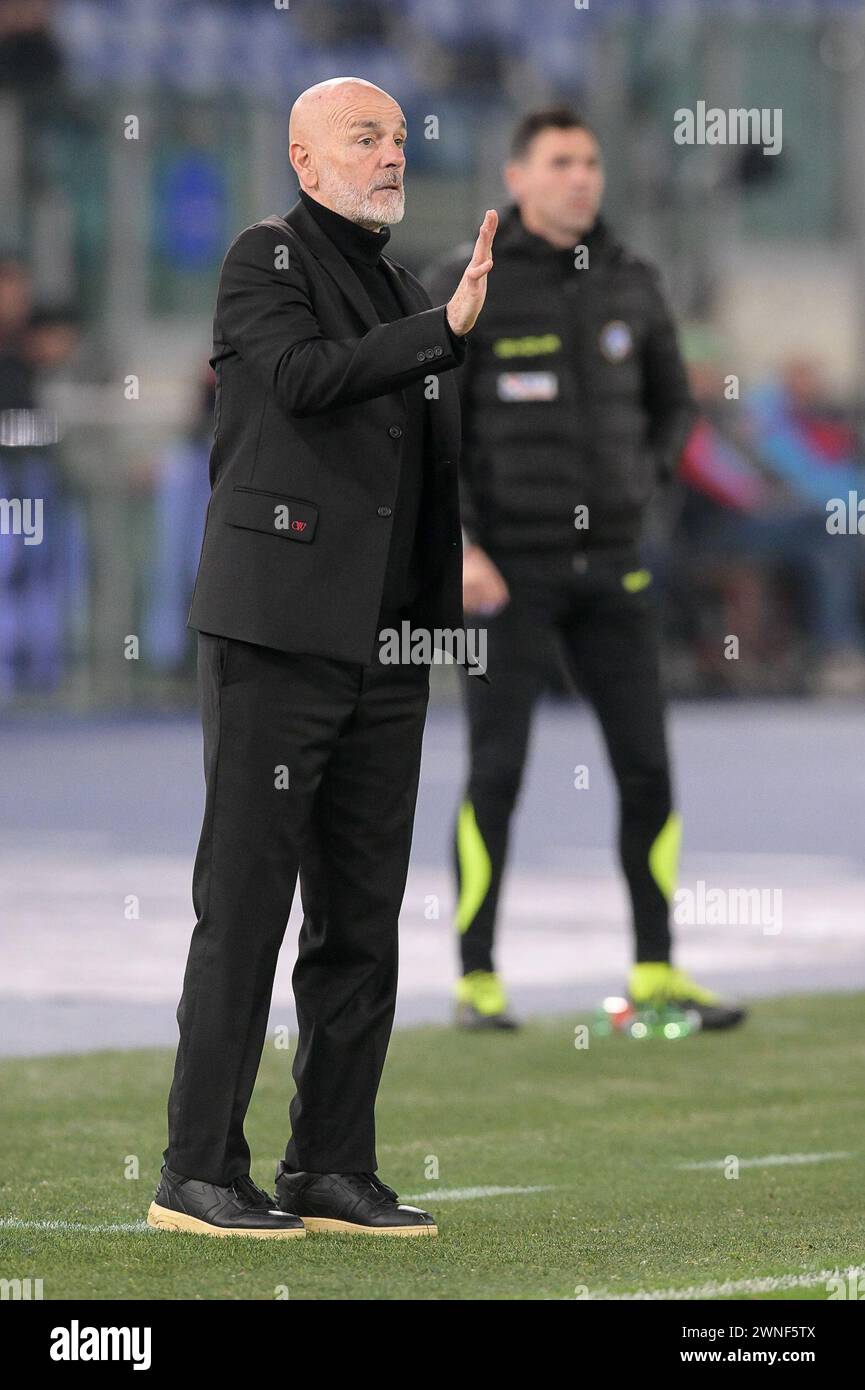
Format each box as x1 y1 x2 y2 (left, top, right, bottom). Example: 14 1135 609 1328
298 186 392 264
299 188 460 625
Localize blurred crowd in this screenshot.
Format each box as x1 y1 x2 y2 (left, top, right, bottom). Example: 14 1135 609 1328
1 0 864 703
0 252 86 701
4 311 864 702
655 351 865 697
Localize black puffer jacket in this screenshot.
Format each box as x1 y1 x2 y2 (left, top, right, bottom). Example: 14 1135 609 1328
422 204 695 555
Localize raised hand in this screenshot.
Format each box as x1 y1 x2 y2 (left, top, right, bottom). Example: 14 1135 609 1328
446 209 498 337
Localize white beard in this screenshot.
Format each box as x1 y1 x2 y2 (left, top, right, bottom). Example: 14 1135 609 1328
316 168 405 229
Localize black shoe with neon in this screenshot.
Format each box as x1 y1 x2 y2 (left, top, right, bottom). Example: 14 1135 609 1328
454 970 520 1030
629 963 747 1031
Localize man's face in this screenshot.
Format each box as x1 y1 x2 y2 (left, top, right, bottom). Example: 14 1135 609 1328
313 91 407 230
507 127 605 239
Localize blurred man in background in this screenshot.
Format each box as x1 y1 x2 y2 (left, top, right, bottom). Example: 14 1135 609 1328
425 107 746 1033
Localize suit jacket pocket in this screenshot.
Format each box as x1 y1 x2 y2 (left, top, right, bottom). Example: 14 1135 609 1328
225 485 319 542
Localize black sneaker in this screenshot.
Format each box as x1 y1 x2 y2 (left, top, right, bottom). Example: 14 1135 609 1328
274 1163 437 1236
147 1164 305 1238
629 964 748 1032
684 998 747 1030
455 1002 520 1031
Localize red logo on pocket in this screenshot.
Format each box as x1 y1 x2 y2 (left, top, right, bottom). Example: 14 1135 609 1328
291 519 307 531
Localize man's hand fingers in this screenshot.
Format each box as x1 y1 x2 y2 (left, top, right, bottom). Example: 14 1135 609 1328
448 211 497 336
466 257 493 283
470 210 497 267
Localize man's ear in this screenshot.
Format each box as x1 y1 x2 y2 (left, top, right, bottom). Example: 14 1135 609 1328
502 160 522 202
289 142 316 190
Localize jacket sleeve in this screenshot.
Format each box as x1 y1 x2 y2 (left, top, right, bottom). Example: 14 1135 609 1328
640 266 697 481
215 224 468 419
421 248 485 546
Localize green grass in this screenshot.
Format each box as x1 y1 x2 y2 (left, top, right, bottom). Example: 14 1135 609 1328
1 992 863 1300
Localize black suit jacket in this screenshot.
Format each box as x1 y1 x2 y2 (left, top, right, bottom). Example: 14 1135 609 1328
188 197 484 676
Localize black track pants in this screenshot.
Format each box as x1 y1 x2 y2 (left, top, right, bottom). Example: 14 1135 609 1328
454 549 677 975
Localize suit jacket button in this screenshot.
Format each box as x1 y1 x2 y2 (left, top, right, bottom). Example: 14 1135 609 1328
416 351 426 361
388 425 402 439
424 348 435 359
433 345 443 356
378 505 392 517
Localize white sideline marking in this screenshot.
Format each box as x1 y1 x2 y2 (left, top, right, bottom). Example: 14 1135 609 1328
2 1214 861 1303
0 1217 150 1234
402 1185 554 1202
0 1188 552 1234
588 1264 865 1301
675 1151 855 1171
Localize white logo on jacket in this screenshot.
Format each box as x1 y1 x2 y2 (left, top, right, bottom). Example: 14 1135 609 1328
598 320 633 362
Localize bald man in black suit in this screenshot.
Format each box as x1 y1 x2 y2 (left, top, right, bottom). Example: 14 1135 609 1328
147 76 497 1239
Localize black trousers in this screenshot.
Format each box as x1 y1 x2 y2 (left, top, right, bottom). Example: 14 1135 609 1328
454 548 675 974
164 627 430 1186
